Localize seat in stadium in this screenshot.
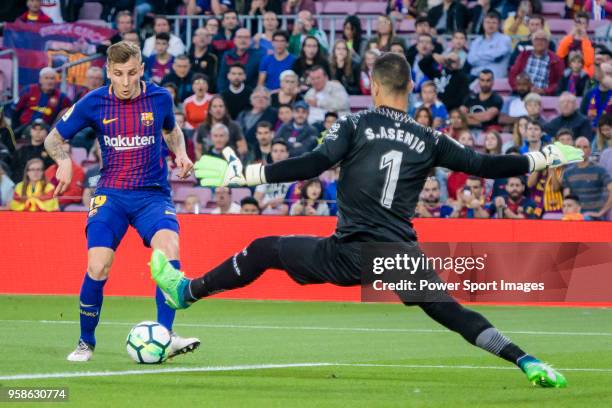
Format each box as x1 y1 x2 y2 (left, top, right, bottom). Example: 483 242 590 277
500 132 513 145
493 78 512 96
71 147 88 166
349 95 372 111
323 1 358 15
546 19 573 35
358 2 387 14
173 186 212 204
78 2 103 20
542 2 565 17
63 204 88 212
542 212 563 220
231 187 251 203
541 96 561 114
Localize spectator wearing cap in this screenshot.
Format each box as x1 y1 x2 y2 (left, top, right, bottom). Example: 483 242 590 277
270 70 303 108
556 11 595 77
161 55 194 102
545 92 593 142
17 0 52 23
11 119 54 182
557 51 589 97
427 0 469 35
183 74 214 129
0 160 15 209
188 28 219 92
508 14 555 67
510 30 565 96
304 66 350 124
237 86 278 146
12 67 71 134
44 143 84 208
275 101 318 156
562 136 612 219
258 30 296 91
466 11 512 79
142 16 186 58
217 28 263 92
10 157 58 212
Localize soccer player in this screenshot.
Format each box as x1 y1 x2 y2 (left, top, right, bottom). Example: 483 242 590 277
151 53 583 387
44 41 200 362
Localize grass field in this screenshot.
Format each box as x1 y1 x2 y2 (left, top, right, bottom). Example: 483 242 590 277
1 295 612 407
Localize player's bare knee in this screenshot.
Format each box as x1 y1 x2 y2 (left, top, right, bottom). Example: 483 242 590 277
152 232 180 260
87 258 111 280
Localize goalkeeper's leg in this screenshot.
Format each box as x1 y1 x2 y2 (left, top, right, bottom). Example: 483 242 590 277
418 301 567 388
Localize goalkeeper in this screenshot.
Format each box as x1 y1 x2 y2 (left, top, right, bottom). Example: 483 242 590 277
151 53 582 388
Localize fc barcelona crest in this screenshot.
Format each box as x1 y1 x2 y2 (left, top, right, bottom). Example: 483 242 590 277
141 112 154 126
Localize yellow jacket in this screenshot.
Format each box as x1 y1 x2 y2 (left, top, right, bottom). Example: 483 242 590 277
10 181 59 212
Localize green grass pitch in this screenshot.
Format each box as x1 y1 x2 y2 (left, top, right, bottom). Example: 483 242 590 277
1 295 612 407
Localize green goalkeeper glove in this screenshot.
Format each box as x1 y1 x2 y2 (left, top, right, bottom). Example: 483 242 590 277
525 142 584 172
193 147 267 187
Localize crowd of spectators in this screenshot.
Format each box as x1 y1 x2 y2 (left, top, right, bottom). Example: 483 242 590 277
0 0 611 221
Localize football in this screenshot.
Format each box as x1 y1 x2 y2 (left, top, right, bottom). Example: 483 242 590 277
126 321 172 364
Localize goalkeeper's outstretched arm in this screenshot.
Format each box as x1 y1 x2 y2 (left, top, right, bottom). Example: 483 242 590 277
249 151 335 185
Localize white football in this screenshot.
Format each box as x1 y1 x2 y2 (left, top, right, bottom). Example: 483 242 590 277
126 321 172 364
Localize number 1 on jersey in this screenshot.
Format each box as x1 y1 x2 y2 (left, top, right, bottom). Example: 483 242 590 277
379 150 403 209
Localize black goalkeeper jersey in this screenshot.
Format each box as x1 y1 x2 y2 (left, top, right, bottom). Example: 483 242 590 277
265 105 530 243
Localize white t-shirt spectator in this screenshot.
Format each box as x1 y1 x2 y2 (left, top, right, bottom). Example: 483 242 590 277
143 34 186 58
211 202 241 214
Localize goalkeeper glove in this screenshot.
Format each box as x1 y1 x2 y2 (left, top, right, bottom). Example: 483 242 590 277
193 147 267 187
525 142 584 172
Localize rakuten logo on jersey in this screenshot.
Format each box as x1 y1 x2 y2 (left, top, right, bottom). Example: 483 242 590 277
103 135 155 151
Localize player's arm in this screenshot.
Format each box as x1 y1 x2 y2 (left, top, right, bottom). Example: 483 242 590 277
194 116 353 186
433 132 583 178
162 124 194 179
44 128 72 196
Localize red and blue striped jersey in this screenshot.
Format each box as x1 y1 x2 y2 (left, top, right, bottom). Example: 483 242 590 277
55 82 176 191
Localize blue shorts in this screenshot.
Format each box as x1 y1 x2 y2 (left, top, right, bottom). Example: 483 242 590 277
86 188 179 250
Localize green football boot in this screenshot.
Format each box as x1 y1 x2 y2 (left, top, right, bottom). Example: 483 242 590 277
522 358 568 388
150 249 192 310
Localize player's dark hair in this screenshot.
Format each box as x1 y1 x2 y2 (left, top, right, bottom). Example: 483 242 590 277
240 196 260 211
272 30 290 43
256 121 272 131
155 32 170 42
372 52 411 95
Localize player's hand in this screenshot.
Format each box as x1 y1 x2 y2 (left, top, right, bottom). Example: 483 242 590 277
193 147 246 187
527 142 584 172
54 159 73 197
174 154 194 179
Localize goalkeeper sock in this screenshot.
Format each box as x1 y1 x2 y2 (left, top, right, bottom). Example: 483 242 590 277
79 273 107 347
188 236 283 300
156 260 180 331
475 327 527 366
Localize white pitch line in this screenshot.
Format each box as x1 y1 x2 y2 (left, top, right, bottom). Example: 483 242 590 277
1 319 612 337
2 362 612 381
0 363 333 381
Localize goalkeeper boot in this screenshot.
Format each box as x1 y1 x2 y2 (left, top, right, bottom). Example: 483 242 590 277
67 339 94 362
167 332 201 359
150 249 192 310
520 356 568 388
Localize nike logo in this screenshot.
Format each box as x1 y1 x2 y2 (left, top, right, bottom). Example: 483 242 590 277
79 301 96 308
165 210 176 215
103 117 118 125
